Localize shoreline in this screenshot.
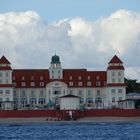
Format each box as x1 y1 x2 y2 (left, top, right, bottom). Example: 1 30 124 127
0 117 140 124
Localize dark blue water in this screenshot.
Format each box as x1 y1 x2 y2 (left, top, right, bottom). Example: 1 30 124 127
0 122 140 140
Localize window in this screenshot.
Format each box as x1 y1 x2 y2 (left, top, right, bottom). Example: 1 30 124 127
97 90 100 96
70 90 73 94
0 98 2 102
118 89 123 93
69 76 72 80
118 78 121 83
0 90 3 94
112 78 115 83
78 76 81 80
13 76 15 80
96 82 100 86
0 72 2 77
96 76 100 80
58 70 60 74
22 76 25 80
87 82 91 86
78 82 82 86
13 82 16 86
6 79 9 84
128 101 132 107
40 90 44 96
118 72 121 76
55 83 59 86
87 90 92 96
112 72 115 76
6 90 10 94
119 97 122 101
69 82 73 86
13 90 17 96
112 97 115 103
40 82 44 87
6 98 9 101
21 90 26 97
13 90 16 94
39 98 45 105
0 79 2 84
31 76 34 80
80 98 84 103
21 98 27 107
111 89 116 93
78 90 82 96
31 90 35 97
31 82 35 87
40 76 43 80
30 98 36 106
87 76 90 80
21 82 26 87
6 72 9 77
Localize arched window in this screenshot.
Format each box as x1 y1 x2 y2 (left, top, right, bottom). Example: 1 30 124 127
86 98 93 103
39 98 45 105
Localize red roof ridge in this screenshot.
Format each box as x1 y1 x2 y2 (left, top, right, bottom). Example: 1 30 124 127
87 71 106 72
108 55 123 64
13 69 49 71
64 69 87 71
0 56 11 64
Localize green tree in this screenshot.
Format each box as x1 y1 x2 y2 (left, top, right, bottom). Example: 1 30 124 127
125 78 140 93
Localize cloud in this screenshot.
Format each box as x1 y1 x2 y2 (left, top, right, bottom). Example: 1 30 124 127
0 10 140 80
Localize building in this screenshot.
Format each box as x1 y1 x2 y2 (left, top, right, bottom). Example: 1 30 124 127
118 93 140 109
59 94 80 110
0 55 126 110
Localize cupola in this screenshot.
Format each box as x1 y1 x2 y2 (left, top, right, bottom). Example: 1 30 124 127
51 55 60 64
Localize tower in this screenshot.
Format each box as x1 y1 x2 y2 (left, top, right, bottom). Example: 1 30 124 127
107 55 125 84
0 56 14 110
49 54 63 79
105 55 126 108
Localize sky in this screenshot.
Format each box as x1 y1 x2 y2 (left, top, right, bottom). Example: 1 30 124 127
0 0 140 80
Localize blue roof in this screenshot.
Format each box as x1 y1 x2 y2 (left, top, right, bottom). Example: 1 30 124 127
127 93 140 96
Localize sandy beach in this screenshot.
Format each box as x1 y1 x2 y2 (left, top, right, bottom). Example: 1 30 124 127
0 117 139 124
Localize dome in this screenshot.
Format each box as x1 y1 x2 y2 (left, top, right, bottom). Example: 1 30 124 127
51 55 60 64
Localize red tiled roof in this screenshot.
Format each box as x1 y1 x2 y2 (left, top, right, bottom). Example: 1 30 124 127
108 55 123 64
12 69 107 88
62 69 107 87
12 68 127 88
12 69 49 88
0 56 11 64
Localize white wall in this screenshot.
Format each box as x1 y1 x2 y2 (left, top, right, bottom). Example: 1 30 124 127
0 88 14 102
60 97 80 110
107 70 124 84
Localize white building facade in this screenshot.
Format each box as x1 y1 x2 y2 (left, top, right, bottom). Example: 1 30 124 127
0 55 126 110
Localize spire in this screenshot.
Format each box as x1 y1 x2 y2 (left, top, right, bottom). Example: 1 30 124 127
107 55 124 70
0 56 12 70
0 56 11 64
108 55 123 64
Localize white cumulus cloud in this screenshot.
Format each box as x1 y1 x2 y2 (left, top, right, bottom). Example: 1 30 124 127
0 10 140 80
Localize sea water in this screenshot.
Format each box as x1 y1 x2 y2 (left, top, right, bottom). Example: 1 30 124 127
0 122 140 140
